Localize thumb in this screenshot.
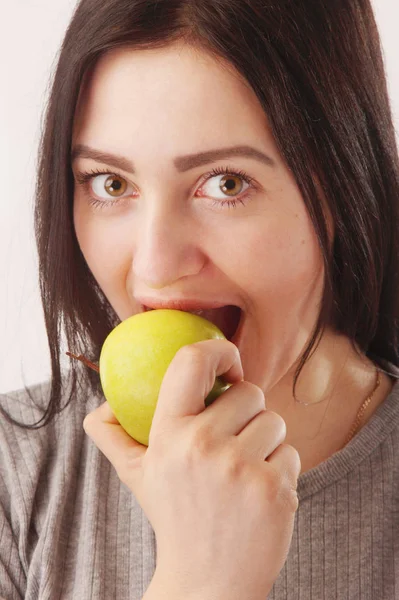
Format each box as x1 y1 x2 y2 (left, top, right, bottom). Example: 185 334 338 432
83 401 146 493
150 338 243 440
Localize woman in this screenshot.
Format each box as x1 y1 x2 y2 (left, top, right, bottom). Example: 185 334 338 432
1 0 398 598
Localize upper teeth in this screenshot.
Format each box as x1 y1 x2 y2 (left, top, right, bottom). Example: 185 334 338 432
144 307 208 314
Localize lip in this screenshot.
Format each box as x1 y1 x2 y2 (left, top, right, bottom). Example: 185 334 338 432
135 297 245 345
136 297 233 312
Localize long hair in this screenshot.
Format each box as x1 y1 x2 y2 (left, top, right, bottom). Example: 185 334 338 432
4 0 399 428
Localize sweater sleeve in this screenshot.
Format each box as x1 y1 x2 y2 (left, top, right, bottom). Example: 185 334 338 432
0 499 25 600
0 382 52 600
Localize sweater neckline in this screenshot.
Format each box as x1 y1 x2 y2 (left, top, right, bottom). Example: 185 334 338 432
296 361 399 500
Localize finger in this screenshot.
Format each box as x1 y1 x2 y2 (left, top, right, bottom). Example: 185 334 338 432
237 410 287 461
267 443 302 497
194 381 266 437
83 401 146 488
150 339 243 438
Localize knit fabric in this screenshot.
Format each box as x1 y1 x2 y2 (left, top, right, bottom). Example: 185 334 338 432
1 367 398 599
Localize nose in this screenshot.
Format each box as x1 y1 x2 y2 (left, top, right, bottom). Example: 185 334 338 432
132 205 206 290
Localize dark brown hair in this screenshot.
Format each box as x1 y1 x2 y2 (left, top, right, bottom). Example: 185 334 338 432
4 0 399 428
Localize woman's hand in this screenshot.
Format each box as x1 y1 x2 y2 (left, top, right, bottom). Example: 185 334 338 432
84 339 301 600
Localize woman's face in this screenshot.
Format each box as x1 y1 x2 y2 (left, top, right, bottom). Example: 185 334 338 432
72 43 324 393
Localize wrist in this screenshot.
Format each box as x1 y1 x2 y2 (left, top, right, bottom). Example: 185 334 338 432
143 571 221 600
143 569 272 600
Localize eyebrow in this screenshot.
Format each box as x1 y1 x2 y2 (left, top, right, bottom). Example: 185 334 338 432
71 144 276 173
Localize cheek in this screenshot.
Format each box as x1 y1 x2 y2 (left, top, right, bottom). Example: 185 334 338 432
73 204 131 293
222 210 323 300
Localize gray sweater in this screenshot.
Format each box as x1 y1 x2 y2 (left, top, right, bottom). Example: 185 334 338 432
1 368 399 600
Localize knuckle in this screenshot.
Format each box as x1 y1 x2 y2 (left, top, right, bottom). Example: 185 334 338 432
266 446 301 514
293 446 302 474
190 424 218 457
265 411 287 438
286 488 300 512
244 465 274 507
278 477 300 513
176 344 207 368
237 381 266 410
221 442 246 480
178 424 217 465
265 470 297 512
181 433 244 481
280 443 301 476
281 442 299 460
283 443 302 485
263 467 282 502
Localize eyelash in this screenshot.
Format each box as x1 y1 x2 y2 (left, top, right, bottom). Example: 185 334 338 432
74 165 257 210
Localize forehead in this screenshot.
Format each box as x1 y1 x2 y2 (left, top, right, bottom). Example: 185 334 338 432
72 44 281 163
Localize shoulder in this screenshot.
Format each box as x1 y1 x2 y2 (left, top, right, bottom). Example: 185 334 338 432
0 374 103 506
0 371 102 429
0 376 110 596
0 373 96 447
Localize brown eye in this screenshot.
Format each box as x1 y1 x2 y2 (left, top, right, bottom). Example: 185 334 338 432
198 170 252 203
104 175 127 197
219 174 244 197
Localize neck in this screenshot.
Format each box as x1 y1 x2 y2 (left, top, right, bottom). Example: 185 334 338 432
264 330 393 472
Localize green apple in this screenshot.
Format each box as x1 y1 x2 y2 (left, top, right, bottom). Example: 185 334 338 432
99 309 231 446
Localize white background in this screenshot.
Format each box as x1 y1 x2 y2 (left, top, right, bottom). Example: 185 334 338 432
1 0 398 393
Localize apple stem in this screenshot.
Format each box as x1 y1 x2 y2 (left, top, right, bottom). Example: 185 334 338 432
66 351 100 373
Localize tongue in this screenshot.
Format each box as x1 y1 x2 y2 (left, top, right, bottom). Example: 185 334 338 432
191 305 241 340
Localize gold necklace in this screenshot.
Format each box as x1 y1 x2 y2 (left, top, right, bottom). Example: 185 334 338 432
345 368 381 444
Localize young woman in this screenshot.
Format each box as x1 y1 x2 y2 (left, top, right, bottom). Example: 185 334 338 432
1 1 398 598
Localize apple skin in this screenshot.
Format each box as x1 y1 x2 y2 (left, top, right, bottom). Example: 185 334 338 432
99 309 231 446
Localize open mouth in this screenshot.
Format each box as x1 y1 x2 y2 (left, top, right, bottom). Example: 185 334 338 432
188 305 242 342
143 304 243 343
